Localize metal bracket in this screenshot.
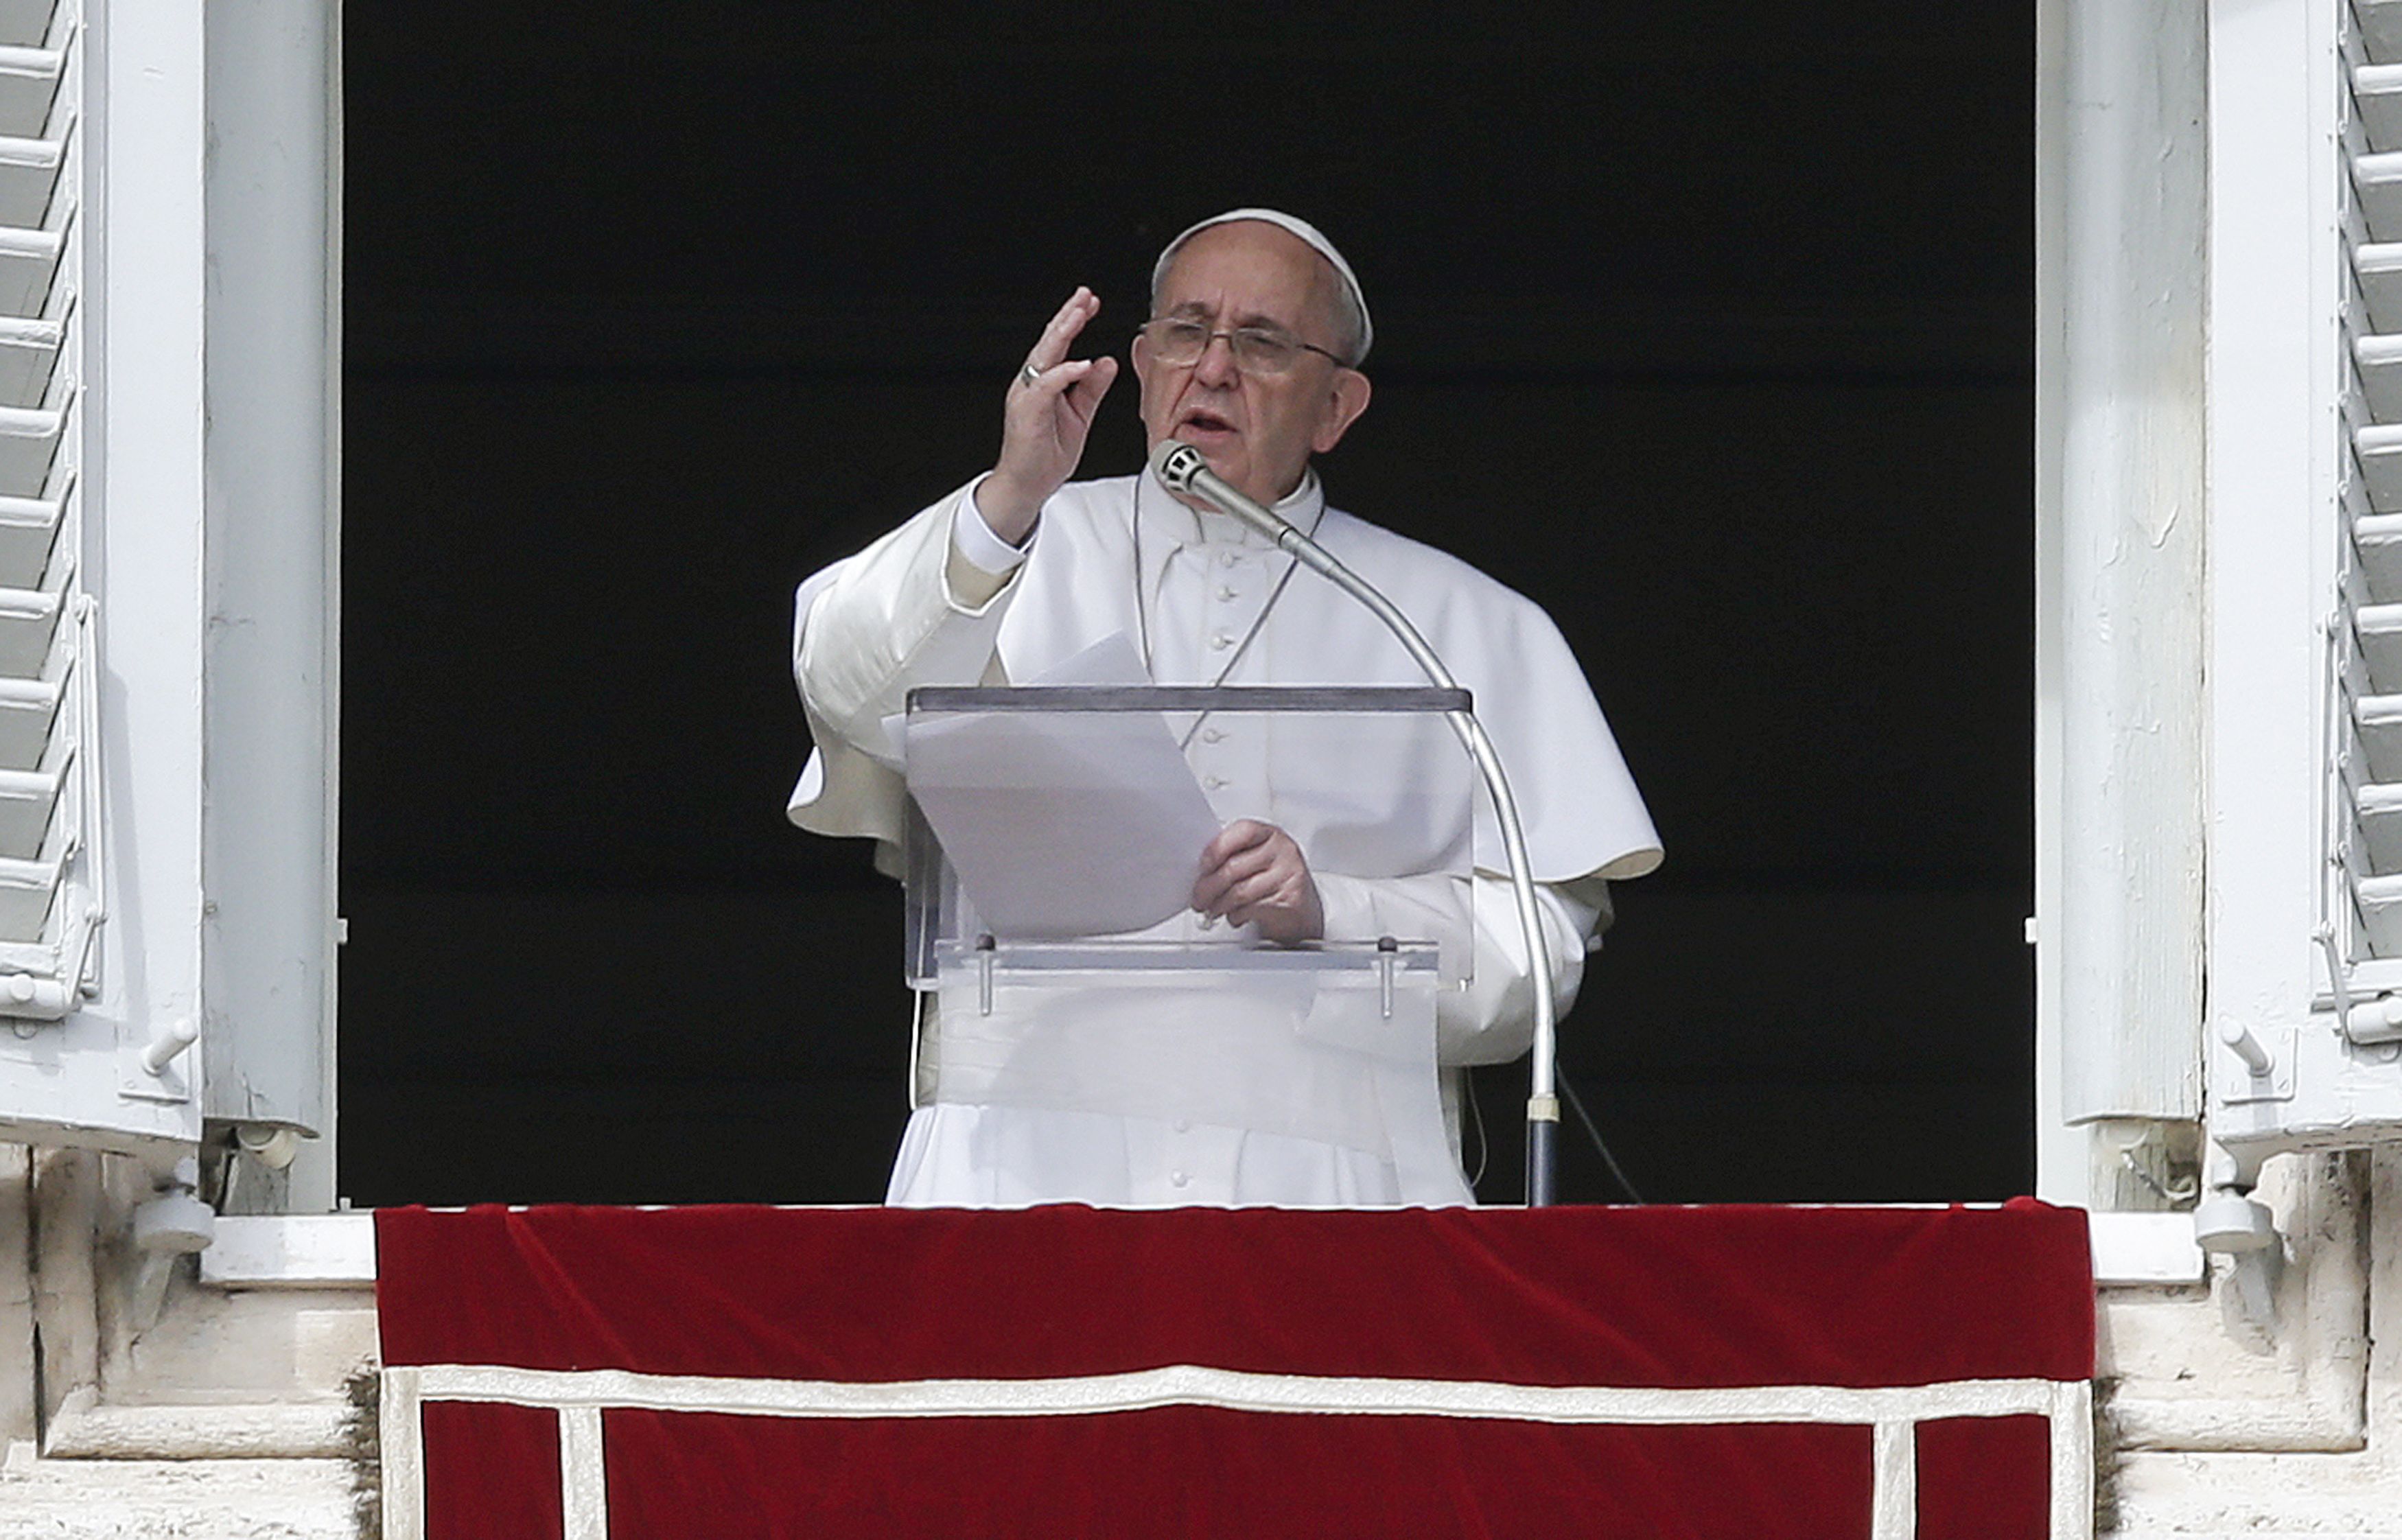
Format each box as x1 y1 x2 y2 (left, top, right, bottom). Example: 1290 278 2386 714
2215 1020 2298 1105
118 1017 196 1104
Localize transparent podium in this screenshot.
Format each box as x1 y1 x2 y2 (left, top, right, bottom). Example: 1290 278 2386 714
901 684 1480 1206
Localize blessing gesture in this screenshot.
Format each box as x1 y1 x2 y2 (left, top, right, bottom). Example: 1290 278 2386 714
975 287 1119 545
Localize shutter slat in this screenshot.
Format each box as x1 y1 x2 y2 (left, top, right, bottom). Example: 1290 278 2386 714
0 3 48 51
2355 694 2402 785
0 673 58 771
2360 65 2402 151
2355 513 2402 600
2353 422 2402 509
2360 873 2402 955
0 756 62 859
2360 782 2402 872
2355 600 2402 685
2358 333 2402 421
0 222 59 318
0 45 60 141
2366 1 2402 67
2354 241 2402 332
0 131 61 230
0 850 55 942
0 313 61 410
0 401 60 500
0 488 56 588
2355 149 2402 241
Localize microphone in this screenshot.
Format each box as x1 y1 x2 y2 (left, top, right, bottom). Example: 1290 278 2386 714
1150 440 1342 580
1147 437 1569 1206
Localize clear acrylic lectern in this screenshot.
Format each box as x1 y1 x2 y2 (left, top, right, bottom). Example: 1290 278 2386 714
901 684 1480 1205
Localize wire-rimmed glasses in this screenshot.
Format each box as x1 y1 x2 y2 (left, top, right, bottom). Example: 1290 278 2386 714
1139 318 1346 375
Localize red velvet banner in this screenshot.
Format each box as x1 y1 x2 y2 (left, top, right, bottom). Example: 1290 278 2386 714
377 1202 2092 1539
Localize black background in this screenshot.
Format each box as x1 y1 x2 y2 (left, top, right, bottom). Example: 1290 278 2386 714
336 3 2034 1206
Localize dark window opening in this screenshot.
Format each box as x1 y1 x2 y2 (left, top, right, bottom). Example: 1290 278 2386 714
338 5 2035 1206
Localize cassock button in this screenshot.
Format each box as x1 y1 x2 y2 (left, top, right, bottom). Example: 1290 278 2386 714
1170 1169 1191 1188
1217 585 1239 602
1209 633 1233 650
1201 728 1225 744
1204 775 1228 791
1220 552 1240 568
1173 1119 1192 1133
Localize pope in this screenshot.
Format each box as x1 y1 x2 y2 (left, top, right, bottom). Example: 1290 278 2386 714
789 209 1661 1207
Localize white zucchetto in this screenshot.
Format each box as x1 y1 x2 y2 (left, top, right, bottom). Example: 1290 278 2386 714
1152 208 1374 364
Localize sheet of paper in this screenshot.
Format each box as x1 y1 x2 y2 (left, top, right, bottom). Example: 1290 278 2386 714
903 635 1224 939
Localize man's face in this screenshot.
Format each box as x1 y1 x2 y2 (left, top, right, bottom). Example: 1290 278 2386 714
1132 222 1371 507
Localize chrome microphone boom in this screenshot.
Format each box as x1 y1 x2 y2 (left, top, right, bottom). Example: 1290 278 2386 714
1148 439 1565 1205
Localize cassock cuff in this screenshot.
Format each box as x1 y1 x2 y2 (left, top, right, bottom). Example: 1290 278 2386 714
951 474 1036 576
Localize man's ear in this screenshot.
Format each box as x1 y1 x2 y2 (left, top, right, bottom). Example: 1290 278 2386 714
1129 328 1154 393
1311 369 1372 456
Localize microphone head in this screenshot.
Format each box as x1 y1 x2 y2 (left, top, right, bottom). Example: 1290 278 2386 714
1151 439 1209 495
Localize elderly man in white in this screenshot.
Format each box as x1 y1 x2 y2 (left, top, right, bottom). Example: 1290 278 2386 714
790 209 1660 1207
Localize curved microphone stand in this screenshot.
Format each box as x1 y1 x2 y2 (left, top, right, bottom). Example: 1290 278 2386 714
1151 441 1561 1205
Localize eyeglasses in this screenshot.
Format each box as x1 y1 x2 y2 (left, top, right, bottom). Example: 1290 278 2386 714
1140 318 1346 375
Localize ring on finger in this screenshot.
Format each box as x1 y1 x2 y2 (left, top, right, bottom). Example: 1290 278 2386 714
1020 362 1044 388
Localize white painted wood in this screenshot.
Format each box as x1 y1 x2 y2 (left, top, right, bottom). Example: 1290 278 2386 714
2356 513 2402 598
2355 600 2402 684
199 1 340 1191
0 492 57 591
2359 332 2402 421
2354 782 2402 872
2193 0 2402 1160
2200 0 2399 1162
2367 0 2402 65
2089 1211 2208 1285
2359 62 2402 149
2033 0 2079 1204
2358 421 2402 509
2356 240 2402 332
0 218 61 320
2051 0 2208 1134
197 1213 373 1288
0 0 211 1151
2356 148 2402 240
2355 692 2402 784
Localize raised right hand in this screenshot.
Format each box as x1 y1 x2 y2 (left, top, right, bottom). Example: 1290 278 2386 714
975 287 1119 545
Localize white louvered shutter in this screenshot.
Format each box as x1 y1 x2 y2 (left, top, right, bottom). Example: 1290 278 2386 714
0 0 95 1018
0 0 206 1153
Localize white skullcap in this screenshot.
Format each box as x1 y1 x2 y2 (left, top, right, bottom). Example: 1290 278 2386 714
1152 208 1373 364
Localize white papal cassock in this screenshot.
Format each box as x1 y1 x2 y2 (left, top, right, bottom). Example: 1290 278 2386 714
790 466 1661 1207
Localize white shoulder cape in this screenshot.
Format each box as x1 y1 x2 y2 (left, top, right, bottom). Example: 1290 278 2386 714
788 474 1662 885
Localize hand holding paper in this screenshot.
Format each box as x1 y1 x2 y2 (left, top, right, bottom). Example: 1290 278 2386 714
1192 819 1322 942
902 635 1232 939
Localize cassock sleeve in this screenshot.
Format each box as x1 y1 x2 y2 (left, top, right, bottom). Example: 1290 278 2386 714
787 477 1029 856
1315 870 1610 1066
